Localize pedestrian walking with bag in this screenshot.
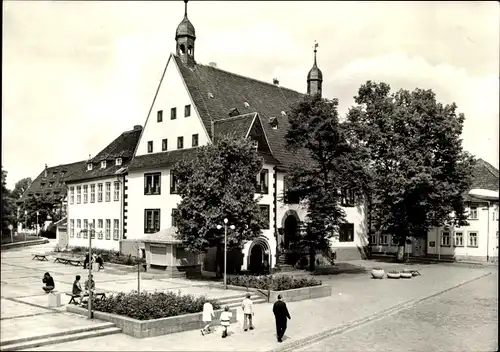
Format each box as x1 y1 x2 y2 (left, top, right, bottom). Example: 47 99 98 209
241 293 254 331
220 306 233 338
201 301 215 335
273 295 291 342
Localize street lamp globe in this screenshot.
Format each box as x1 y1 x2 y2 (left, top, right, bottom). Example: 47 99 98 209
216 225 222 230
224 218 228 224
230 225 235 230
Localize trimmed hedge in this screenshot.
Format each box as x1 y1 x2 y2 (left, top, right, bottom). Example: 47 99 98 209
92 291 220 321
63 246 145 266
227 275 321 291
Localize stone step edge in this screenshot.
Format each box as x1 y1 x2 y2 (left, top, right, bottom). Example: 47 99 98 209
218 296 268 305
1 327 122 351
0 322 116 347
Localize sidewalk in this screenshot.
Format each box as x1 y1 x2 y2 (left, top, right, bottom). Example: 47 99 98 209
26 265 494 351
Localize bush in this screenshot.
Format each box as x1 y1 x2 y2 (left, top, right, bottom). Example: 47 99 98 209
92 291 220 320
226 275 321 291
108 253 145 266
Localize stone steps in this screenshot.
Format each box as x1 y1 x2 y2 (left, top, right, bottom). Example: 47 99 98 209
216 293 268 309
0 322 121 351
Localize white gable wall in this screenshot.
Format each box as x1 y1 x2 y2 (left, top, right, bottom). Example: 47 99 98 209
135 55 210 157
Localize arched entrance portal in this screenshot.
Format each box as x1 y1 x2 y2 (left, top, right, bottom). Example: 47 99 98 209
248 238 271 274
282 210 300 250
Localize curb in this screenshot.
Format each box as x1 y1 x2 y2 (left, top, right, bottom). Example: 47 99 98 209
1 239 49 250
269 271 492 352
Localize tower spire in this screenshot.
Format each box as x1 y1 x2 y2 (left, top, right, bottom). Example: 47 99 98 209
176 0 196 66
307 40 323 97
313 41 318 65
184 0 188 18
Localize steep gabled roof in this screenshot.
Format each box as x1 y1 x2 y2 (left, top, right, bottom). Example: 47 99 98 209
64 127 142 183
174 55 310 169
470 159 499 191
128 148 200 172
20 160 87 202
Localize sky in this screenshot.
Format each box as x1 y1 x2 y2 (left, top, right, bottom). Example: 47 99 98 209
2 1 499 190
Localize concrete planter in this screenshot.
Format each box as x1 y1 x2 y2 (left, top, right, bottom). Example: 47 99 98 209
387 272 401 279
400 272 412 279
371 268 385 279
66 305 237 338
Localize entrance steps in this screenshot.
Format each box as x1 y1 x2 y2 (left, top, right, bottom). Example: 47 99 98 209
216 293 268 309
0 322 121 351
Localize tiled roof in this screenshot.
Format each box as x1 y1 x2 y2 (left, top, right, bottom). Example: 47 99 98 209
128 148 200 171
20 160 87 202
64 127 142 183
212 113 257 142
174 55 311 169
471 159 499 191
141 227 182 244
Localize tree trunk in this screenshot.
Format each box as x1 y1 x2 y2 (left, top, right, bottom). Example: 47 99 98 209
215 243 222 278
308 244 316 272
396 235 406 262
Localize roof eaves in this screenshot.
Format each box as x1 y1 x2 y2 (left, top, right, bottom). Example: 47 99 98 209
244 113 259 139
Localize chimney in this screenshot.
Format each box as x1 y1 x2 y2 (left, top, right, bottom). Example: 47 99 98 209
133 125 142 131
209 62 217 68
44 164 48 177
273 78 279 85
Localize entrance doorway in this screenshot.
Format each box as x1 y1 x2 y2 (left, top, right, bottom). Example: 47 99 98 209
248 238 270 274
283 211 299 250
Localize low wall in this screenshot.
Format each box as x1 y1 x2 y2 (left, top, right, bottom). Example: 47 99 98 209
1 238 49 250
66 305 238 338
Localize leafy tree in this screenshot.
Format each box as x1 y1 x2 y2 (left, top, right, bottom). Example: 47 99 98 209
284 95 369 271
18 194 62 230
1 167 16 234
346 81 475 261
172 134 266 277
11 177 32 200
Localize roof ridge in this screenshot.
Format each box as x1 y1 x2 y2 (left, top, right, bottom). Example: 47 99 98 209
197 61 304 97
479 158 499 178
213 112 257 123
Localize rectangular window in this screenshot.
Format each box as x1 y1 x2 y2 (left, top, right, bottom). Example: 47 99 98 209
69 187 75 204
97 183 103 202
370 234 377 245
184 104 191 117
147 141 153 153
170 171 179 194
113 219 119 240
340 188 355 207
192 134 198 147
468 232 478 247
157 110 163 122
177 136 184 149
90 184 95 203
97 219 103 240
90 219 95 239
76 219 82 238
144 173 161 195
105 219 111 240
391 235 398 246
144 209 161 233
83 219 88 238
114 182 120 201
454 232 463 247
468 205 478 220
256 169 269 194
379 234 389 245
171 107 177 120
339 223 354 242
283 179 299 204
171 208 179 227
76 186 81 204
83 185 88 203
441 231 450 246
70 219 75 238
259 205 270 230
105 182 111 202
162 138 168 151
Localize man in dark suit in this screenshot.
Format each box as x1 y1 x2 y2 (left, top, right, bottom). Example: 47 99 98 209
272 294 291 342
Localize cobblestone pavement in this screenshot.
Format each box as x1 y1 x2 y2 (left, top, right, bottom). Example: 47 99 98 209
25 263 493 351
295 269 498 352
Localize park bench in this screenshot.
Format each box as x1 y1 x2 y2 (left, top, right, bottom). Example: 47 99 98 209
66 291 107 305
54 256 84 266
54 256 69 264
32 253 48 261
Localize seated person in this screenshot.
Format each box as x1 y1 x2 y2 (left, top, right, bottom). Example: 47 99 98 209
42 272 55 293
96 255 104 269
84 274 96 294
72 275 84 304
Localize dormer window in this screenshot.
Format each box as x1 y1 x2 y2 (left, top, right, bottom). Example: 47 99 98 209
115 158 122 166
101 161 107 169
281 111 286 116
87 163 93 171
244 102 250 108
251 140 258 150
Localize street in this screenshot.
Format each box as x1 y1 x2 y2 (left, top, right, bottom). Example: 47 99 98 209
296 269 498 352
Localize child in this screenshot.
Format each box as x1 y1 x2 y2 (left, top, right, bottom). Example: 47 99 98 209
201 301 215 335
220 306 232 338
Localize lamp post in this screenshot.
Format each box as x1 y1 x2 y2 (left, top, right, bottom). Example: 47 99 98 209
217 218 235 290
87 229 93 319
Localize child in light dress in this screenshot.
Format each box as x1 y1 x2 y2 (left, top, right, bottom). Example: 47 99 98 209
201 301 215 335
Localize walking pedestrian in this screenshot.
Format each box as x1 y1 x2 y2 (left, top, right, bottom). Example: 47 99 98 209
272 294 291 342
241 293 254 331
201 301 215 335
220 306 233 338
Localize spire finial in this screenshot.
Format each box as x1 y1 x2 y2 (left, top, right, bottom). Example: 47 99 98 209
184 0 188 17
313 40 318 65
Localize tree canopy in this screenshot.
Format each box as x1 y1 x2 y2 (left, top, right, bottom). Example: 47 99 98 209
11 177 32 200
284 94 369 270
345 81 475 260
1 167 16 233
172 135 266 261
17 194 62 230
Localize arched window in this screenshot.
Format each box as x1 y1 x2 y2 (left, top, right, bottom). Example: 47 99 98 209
179 44 186 54
188 45 193 55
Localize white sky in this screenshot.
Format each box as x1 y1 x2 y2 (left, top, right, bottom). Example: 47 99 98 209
2 1 499 189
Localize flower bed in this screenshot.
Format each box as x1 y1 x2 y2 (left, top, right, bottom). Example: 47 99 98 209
227 275 321 291
92 291 220 320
